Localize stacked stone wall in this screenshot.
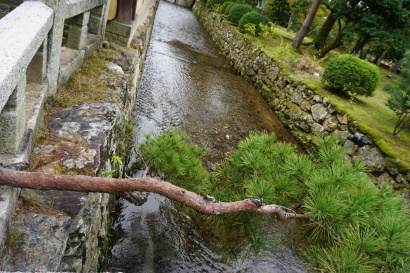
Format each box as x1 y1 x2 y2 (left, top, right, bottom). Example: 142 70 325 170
192 2 410 202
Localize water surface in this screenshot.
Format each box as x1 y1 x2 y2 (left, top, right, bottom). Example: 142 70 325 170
107 1 308 272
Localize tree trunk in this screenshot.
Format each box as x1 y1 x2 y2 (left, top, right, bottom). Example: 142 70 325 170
317 19 345 58
376 50 388 67
291 0 323 49
0 167 311 220
189 0 196 9
286 10 298 31
350 37 370 55
311 11 338 50
391 58 403 74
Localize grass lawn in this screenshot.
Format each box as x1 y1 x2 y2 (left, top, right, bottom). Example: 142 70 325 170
316 72 410 170
245 22 410 169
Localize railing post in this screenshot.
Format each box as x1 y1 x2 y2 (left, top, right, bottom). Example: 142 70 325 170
89 5 105 35
66 11 90 50
27 39 48 85
0 75 27 154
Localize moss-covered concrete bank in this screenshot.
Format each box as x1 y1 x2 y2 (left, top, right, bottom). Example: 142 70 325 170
192 1 410 202
0 0 160 271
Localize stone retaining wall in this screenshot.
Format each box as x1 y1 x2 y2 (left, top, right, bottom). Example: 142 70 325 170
0 0 160 270
192 2 410 202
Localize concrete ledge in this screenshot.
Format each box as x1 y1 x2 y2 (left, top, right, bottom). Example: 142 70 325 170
0 1 53 111
106 21 132 37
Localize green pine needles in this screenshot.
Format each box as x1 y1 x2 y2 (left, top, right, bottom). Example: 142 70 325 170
136 129 410 272
137 130 210 193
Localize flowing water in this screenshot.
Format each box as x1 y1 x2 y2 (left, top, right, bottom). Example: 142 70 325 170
106 1 308 272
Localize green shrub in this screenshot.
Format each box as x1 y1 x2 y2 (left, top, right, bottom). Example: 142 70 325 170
243 23 257 36
219 1 235 14
227 4 254 25
224 2 236 15
206 0 228 10
259 22 275 39
238 11 270 35
322 54 380 97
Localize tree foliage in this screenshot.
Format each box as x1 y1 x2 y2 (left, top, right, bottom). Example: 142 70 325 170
322 54 380 97
136 130 410 272
286 0 313 31
265 0 291 26
384 50 410 135
291 0 323 49
311 0 410 59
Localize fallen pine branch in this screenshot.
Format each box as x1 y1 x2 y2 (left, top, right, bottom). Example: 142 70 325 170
0 167 311 220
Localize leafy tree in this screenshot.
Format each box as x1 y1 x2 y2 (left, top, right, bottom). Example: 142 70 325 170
291 0 323 49
384 51 410 135
286 0 313 31
311 0 410 58
348 0 409 55
265 0 291 26
309 0 350 51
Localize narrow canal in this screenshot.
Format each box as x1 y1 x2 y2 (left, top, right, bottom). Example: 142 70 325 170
106 1 308 272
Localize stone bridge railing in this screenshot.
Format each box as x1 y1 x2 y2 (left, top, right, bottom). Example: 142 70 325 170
0 0 110 259
0 1 53 156
0 0 109 164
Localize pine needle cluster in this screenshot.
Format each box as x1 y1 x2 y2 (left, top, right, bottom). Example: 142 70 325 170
136 130 410 272
304 136 410 272
137 130 210 193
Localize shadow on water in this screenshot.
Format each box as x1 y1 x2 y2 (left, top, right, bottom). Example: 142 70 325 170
106 1 308 272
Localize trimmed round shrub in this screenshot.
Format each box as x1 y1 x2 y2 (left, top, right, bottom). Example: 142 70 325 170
227 4 254 25
220 1 235 14
238 11 270 35
224 2 236 15
322 54 380 97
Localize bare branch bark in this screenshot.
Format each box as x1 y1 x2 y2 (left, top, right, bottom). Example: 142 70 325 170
0 167 311 221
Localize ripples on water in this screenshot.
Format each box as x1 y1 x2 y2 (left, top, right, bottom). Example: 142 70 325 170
106 1 308 272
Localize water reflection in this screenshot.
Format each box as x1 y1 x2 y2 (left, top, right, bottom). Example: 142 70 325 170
107 1 307 272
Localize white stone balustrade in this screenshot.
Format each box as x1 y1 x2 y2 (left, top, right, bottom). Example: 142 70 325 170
0 0 109 156
0 1 53 154
0 0 110 260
